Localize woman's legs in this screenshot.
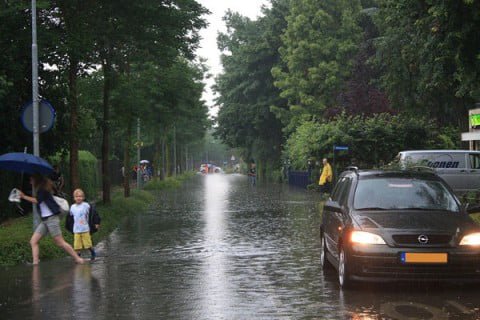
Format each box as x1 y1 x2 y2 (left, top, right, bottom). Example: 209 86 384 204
52 235 85 264
30 232 43 265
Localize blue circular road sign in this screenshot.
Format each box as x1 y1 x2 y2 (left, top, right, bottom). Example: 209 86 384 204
21 99 56 133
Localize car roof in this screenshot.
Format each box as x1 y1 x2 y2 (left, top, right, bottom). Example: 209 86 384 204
340 169 441 180
400 149 480 154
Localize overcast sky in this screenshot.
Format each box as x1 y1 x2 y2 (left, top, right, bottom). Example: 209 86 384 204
196 0 270 117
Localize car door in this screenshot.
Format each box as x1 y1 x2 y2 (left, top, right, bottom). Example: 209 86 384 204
431 153 468 192
326 176 352 260
465 153 480 191
323 177 345 256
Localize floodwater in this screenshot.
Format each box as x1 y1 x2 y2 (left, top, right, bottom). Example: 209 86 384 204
1 174 480 319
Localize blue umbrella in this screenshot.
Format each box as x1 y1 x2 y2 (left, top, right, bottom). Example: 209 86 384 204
0 152 54 175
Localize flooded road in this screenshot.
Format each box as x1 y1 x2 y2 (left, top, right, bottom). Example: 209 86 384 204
1 174 480 319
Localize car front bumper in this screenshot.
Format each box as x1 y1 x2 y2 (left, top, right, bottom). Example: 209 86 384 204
347 244 480 283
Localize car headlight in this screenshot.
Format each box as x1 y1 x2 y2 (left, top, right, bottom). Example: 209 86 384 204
351 231 386 245
459 233 480 246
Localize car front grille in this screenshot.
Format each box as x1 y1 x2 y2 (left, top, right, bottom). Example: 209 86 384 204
392 234 452 247
355 255 480 279
362 264 480 279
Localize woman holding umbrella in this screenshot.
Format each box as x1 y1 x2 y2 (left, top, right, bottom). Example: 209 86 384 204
19 174 84 265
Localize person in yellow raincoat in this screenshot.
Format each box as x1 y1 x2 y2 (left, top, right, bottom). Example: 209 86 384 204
318 158 333 193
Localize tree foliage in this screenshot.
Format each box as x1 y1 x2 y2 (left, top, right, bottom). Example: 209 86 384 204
374 0 480 125
0 1 210 210
215 1 288 174
272 0 362 129
214 0 476 172
285 114 459 170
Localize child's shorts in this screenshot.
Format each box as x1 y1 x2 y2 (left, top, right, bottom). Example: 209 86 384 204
74 232 93 250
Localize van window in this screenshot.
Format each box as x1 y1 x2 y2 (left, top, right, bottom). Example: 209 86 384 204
469 153 480 169
404 153 466 169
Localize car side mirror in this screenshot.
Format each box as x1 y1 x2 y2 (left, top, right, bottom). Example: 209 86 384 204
324 200 342 213
466 204 480 215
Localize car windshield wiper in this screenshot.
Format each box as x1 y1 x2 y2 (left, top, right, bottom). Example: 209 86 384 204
356 207 388 211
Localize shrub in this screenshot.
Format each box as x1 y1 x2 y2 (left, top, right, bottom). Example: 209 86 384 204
284 113 461 169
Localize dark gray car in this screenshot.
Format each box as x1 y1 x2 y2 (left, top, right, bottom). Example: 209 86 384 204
320 168 480 288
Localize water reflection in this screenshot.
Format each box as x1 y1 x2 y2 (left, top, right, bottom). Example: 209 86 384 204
198 174 235 318
72 264 97 318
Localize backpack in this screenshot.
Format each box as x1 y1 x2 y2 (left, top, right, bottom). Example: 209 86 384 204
88 202 101 234
65 202 101 234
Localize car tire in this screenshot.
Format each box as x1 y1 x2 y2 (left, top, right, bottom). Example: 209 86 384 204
338 246 354 289
320 233 333 270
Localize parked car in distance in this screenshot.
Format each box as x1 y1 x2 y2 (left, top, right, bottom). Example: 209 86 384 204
320 168 480 288
199 163 223 174
396 150 480 194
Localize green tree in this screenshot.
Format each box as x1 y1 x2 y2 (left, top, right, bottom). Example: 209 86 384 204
89 0 207 203
272 0 362 130
374 0 480 127
215 1 289 178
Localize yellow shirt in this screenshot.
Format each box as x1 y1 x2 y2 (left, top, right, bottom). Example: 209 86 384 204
319 163 332 185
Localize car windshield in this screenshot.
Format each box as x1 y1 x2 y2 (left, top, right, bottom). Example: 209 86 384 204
353 177 460 212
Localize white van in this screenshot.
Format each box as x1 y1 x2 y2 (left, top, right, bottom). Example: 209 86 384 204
397 150 480 194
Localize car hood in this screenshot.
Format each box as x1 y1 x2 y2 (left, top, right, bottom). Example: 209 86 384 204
352 210 478 233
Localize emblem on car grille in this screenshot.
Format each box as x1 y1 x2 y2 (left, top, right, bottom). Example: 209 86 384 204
418 235 429 244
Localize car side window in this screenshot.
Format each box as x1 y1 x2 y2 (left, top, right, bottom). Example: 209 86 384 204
469 154 480 169
332 177 351 204
337 177 352 206
331 177 346 202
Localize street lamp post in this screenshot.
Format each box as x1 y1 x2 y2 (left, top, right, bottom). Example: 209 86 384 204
31 0 40 229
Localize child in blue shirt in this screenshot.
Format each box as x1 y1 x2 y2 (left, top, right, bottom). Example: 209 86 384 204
70 189 96 260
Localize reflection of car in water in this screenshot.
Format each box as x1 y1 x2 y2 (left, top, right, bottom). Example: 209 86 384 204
199 163 222 174
320 167 480 288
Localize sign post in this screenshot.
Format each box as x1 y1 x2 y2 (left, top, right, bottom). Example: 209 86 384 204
31 0 40 230
332 145 349 182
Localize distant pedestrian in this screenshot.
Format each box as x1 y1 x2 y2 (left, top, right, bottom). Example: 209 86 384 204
70 189 97 260
18 174 84 265
248 161 257 186
318 158 333 194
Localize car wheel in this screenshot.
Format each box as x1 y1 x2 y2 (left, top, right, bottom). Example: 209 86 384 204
338 247 353 289
320 234 333 270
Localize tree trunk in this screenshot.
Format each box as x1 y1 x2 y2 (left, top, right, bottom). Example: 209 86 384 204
173 124 177 177
185 145 188 172
123 119 132 197
101 58 112 204
177 144 183 174
161 136 166 180
68 59 80 194
165 140 170 177
153 133 161 179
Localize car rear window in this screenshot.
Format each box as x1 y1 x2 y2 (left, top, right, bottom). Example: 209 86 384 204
353 177 460 212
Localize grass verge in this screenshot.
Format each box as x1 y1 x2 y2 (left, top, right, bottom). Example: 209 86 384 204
143 172 196 191
0 173 194 266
